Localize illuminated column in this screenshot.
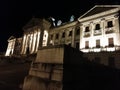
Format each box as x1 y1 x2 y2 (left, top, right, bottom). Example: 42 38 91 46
31 31 37 53
101 18 106 48
71 28 75 47
23 34 28 54
24 34 29 54
29 33 33 53
35 30 40 52
42 30 48 46
30 32 34 53
21 35 26 54
80 25 84 49
114 16 120 46
34 31 38 52
89 22 95 48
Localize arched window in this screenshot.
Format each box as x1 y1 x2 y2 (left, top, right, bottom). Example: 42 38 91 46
95 24 100 30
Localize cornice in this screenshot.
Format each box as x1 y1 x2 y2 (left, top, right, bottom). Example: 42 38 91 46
79 8 120 22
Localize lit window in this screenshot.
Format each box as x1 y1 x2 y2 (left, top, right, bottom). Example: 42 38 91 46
107 21 113 28
85 41 89 48
95 24 100 30
85 26 90 32
108 38 114 47
96 39 100 48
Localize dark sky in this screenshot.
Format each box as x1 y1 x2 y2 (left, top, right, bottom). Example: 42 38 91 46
0 0 119 52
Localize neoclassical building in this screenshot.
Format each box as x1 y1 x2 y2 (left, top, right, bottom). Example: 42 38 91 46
5 5 120 69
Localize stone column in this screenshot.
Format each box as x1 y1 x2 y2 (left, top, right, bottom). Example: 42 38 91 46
101 18 106 48
71 28 75 47
89 22 94 49
35 30 40 52
32 31 37 53
24 34 29 54
30 32 33 53
21 34 26 54
29 33 33 53
38 27 44 49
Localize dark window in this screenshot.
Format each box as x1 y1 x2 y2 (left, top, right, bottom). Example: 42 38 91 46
96 39 100 48
107 21 113 27
108 57 115 67
76 28 80 35
95 24 100 30
62 32 65 38
69 31 72 36
68 43 71 46
55 34 59 39
50 35 53 40
108 38 114 47
85 26 90 32
76 42 79 49
85 41 89 48
94 57 100 63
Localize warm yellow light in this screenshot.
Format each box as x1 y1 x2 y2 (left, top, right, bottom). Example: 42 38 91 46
42 30 48 46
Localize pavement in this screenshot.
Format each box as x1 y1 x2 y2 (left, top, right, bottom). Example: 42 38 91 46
0 62 31 90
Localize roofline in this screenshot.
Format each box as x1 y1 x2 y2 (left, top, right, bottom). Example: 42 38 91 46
78 5 120 21
78 5 96 21
50 21 78 31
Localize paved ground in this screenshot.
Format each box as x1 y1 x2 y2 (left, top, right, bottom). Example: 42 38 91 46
0 62 31 90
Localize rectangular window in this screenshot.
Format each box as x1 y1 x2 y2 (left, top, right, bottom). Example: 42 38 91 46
107 21 113 28
108 38 114 47
62 32 65 38
108 57 115 67
85 41 89 48
95 24 100 30
96 39 100 48
55 34 59 39
85 26 90 32
69 31 72 36
50 35 53 40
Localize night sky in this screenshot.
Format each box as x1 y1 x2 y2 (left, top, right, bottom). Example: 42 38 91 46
0 0 119 52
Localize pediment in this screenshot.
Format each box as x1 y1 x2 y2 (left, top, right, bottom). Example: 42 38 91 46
23 17 42 30
8 36 15 40
78 5 120 20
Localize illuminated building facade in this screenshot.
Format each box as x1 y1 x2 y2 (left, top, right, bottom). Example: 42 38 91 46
79 5 120 69
5 5 120 69
5 36 22 56
79 5 120 52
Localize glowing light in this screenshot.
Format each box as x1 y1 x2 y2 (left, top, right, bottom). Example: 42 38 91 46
106 47 115 51
35 31 40 52
5 39 15 56
42 30 48 46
